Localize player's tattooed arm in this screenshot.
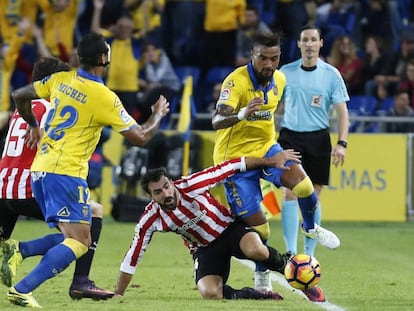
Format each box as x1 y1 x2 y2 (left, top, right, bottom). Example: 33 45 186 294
212 97 264 130
211 104 241 129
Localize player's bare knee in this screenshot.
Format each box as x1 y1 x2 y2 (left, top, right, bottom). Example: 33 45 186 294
73 233 91 248
197 277 223 299
199 286 223 300
59 223 92 247
244 243 268 261
91 200 104 218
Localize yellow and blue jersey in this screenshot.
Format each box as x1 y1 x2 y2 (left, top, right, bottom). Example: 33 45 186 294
213 63 285 164
32 69 138 179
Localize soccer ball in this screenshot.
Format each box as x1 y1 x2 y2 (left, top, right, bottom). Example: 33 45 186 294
284 254 321 290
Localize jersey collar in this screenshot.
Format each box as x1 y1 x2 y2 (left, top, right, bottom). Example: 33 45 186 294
77 68 104 84
247 62 275 104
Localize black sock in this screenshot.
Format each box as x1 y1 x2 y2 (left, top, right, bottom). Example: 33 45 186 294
73 217 102 280
260 246 286 274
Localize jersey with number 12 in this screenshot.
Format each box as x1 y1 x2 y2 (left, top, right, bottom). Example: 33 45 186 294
32 69 137 179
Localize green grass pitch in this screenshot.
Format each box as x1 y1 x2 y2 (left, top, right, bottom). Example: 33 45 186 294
0 219 413 310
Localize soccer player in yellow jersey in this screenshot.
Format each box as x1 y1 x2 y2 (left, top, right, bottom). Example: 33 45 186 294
5 32 169 308
212 31 340 295
37 0 80 57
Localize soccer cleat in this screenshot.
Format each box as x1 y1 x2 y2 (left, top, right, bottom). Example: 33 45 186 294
254 270 272 292
302 285 326 302
1 239 23 287
302 224 340 250
260 290 283 300
275 252 294 274
7 287 42 308
241 287 283 300
69 279 114 300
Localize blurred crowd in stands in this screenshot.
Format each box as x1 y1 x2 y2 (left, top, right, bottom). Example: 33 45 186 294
1 0 414 134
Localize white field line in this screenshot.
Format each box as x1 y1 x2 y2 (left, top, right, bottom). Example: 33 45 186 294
236 259 347 311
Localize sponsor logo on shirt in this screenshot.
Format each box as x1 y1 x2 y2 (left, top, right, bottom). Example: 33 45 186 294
119 108 132 124
219 88 231 100
246 110 272 121
178 209 207 232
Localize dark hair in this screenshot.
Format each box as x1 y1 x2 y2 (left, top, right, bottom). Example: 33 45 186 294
253 31 281 48
32 57 70 81
299 25 322 40
141 167 169 194
77 32 109 67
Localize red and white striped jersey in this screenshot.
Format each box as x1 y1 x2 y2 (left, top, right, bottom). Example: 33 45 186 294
120 157 247 275
0 99 50 199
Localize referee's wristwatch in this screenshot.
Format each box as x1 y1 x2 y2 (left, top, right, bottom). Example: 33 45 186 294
337 140 347 148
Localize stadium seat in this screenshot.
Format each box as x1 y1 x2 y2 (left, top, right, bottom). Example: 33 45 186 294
205 66 235 84
260 0 276 27
195 66 234 113
347 95 378 132
248 0 264 16
348 95 378 114
376 97 394 114
174 66 201 88
316 11 356 57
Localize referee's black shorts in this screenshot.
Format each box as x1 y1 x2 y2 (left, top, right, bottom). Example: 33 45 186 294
278 127 331 185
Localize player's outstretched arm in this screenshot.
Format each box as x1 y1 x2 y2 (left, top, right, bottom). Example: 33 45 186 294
114 271 133 297
245 149 301 171
122 95 170 146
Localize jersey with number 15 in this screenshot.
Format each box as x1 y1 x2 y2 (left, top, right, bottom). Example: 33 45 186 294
32 69 138 179
0 99 50 199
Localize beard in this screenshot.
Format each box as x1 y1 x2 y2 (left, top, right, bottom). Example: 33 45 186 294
257 68 274 85
160 195 177 210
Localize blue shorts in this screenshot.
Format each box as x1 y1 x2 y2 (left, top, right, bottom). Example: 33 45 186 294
224 144 295 218
31 172 92 228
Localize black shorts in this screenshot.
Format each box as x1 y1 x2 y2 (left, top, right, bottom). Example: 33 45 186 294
192 220 255 284
278 127 331 185
0 198 43 239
